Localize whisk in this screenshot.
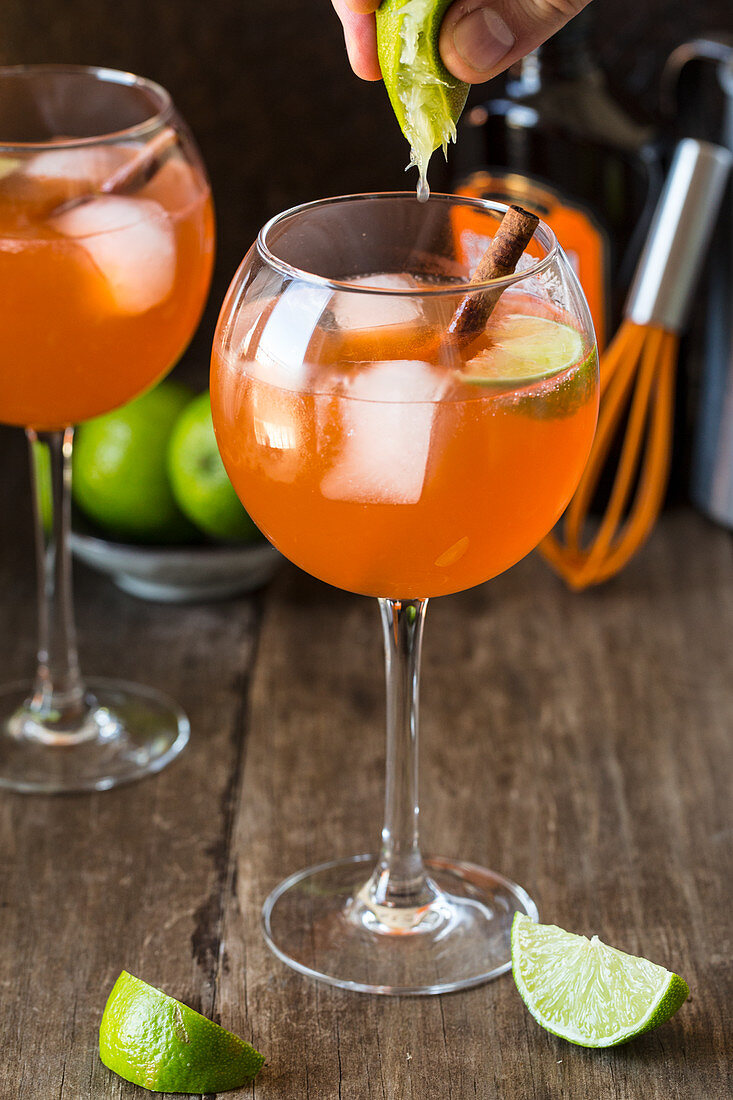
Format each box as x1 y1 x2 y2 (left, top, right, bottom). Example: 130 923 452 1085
540 139 732 590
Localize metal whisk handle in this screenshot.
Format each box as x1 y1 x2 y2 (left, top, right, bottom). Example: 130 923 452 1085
626 138 732 332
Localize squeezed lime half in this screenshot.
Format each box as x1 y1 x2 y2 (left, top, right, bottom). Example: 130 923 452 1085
377 0 469 199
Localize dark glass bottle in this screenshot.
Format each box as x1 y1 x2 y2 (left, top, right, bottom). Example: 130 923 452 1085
450 10 662 348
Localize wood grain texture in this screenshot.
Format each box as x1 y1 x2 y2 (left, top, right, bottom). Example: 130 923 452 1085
221 511 732 1099
0 427 264 1098
0 414 730 1098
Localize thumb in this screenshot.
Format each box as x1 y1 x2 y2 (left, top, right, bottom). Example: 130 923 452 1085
439 0 592 84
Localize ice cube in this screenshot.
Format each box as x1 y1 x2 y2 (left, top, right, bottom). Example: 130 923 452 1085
26 146 127 190
49 195 176 315
1 147 128 219
329 273 423 332
320 359 448 505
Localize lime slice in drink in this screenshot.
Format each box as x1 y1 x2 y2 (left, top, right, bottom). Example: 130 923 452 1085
463 314 584 385
99 971 264 1093
377 0 469 199
511 914 690 1048
0 155 19 180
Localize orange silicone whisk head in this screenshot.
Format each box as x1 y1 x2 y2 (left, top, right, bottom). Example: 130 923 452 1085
540 321 678 590
540 139 732 590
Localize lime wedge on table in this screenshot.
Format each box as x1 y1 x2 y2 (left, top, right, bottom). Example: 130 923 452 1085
511 914 689 1048
99 971 264 1093
463 315 584 385
377 0 469 197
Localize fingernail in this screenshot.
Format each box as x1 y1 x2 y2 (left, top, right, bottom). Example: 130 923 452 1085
452 8 515 74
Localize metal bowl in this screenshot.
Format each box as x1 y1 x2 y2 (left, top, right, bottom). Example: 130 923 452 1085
70 529 282 603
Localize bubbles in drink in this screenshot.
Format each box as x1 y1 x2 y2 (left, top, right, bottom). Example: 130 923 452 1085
49 195 176 315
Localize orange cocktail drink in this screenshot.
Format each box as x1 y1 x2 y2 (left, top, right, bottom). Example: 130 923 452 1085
210 194 598 995
212 293 596 598
0 144 213 429
0 65 214 796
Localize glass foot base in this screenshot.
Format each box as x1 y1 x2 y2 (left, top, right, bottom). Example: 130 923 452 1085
0 678 189 794
263 853 538 995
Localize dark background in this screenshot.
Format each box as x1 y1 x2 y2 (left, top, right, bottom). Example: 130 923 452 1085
3 0 732 371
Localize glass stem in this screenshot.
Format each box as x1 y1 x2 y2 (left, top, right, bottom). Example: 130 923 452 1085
370 597 437 909
26 428 86 724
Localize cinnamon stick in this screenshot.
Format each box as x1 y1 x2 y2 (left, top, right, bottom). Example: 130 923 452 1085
48 126 179 217
100 126 179 196
447 204 539 347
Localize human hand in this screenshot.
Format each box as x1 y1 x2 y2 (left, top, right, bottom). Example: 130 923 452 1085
331 0 593 84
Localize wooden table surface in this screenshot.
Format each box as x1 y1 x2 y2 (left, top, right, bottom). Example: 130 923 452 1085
0 426 731 1099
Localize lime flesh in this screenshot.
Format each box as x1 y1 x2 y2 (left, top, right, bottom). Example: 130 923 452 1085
511 914 689 1048
99 971 264 1093
463 315 585 385
377 0 469 199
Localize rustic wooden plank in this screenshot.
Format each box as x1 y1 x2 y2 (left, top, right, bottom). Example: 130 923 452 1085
0 426 263 1099
220 510 732 1099
2 399 731 1100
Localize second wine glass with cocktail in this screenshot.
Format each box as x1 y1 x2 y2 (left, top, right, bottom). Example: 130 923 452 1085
0 65 214 793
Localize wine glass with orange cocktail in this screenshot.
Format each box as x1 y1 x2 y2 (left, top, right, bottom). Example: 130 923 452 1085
0 66 214 792
211 193 597 993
